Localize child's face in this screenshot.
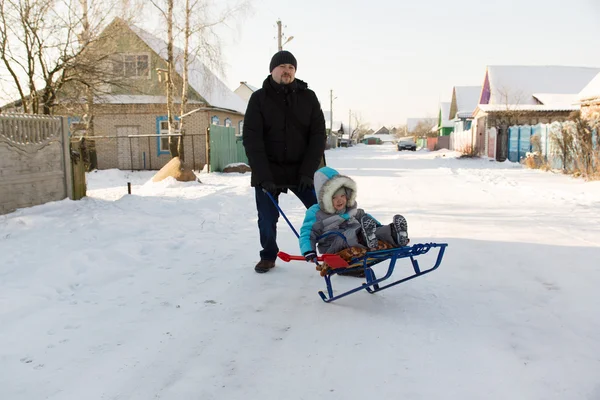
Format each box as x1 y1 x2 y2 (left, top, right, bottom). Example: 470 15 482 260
332 193 347 211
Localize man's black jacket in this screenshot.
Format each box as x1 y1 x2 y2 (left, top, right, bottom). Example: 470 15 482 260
242 76 326 188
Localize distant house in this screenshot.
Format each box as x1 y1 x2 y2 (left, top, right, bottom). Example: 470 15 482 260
472 65 600 160
373 126 390 135
234 81 258 103
579 72 600 121
323 110 342 133
436 102 454 136
363 133 396 144
21 17 247 171
362 136 382 145
450 86 481 132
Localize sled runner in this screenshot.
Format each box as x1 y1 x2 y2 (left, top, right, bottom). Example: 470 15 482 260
265 189 448 303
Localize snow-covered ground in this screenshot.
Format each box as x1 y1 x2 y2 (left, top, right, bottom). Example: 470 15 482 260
1 144 600 400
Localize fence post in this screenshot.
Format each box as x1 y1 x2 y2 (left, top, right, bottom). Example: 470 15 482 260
61 117 75 200
129 136 134 171
205 126 211 173
191 134 196 171
71 139 87 200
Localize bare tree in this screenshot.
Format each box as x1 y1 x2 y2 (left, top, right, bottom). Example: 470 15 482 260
150 0 250 160
0 0 136 115
412 120 437 138
349 111 369 142
393 124 408 138
549 121 575 173
568 111 597 178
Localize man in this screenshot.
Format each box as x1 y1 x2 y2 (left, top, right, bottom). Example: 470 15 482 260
243 50 326 273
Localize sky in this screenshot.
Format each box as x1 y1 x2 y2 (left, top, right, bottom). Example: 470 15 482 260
2 0 599 130
211 0 600 129
2 145 600 399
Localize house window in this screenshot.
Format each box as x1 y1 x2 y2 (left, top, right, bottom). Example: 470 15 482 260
156 116 180 155
464 120 472 131
238 120 244 136
211 115 220 125
115 53 150 79
224 118 232 127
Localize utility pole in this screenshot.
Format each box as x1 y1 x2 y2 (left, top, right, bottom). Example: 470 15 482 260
330 89 333 134
349 109 351 139
276 20 294 51
277 20 282 51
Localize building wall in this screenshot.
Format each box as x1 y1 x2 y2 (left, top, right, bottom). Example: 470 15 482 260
581 101 600 121
0 115 72 215
70 103 244 171
440 127 454 136
485 110 572 128
475 110 573 160
233 86 253 103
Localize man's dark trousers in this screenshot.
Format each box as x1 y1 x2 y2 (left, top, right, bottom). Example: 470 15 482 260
255 187 317 261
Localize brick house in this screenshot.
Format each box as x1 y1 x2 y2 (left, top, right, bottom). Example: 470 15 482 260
471 65 600 161
60 18 247 171
579 72 600 121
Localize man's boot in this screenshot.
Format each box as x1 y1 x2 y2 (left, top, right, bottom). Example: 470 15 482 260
254 259 275 273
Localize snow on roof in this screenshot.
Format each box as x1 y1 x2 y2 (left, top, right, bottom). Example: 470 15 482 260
373 126 390 134
485 65 600 106
456 111 474 119
439 102 453 127
129 24 247 114
454 86 481 115
238 81 259 92
323 110 351 133
579 72 600 101
477 104 579 113
532 93 579 107
330 121 342 131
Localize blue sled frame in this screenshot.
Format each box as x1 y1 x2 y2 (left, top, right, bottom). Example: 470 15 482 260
318 243 447 303
264 189 448 303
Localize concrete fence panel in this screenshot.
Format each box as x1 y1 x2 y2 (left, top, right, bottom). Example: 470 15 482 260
0 114 72 215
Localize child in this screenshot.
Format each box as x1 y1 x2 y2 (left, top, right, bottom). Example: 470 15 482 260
299 166 409 264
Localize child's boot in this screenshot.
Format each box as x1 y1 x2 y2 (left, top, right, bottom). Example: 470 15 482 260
391 214 410 247
359 215 379 250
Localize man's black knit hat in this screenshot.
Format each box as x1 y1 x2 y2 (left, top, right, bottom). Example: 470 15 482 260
269 50 297 73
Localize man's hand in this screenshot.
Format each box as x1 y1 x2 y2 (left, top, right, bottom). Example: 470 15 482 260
261 181 277 195
298 176 314 192
303 250 317 263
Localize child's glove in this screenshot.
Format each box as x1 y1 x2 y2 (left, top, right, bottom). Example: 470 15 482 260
303 250 317 263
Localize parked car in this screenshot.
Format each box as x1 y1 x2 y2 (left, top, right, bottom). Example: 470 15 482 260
397 139 416 151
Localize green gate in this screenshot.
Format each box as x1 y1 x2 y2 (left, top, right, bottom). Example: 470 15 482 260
209 125 248 172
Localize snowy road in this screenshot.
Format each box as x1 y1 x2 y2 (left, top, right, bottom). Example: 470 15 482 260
1 144 599 400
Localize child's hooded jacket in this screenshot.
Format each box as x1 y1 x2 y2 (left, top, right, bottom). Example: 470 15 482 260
299 166 375 254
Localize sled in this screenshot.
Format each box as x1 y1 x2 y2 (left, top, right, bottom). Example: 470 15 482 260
265 189 448 303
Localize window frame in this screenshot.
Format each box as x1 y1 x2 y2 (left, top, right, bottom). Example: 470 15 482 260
116 52 151 79
156 115 180 156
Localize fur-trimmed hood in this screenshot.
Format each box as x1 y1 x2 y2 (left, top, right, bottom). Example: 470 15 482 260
314 167 357 214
